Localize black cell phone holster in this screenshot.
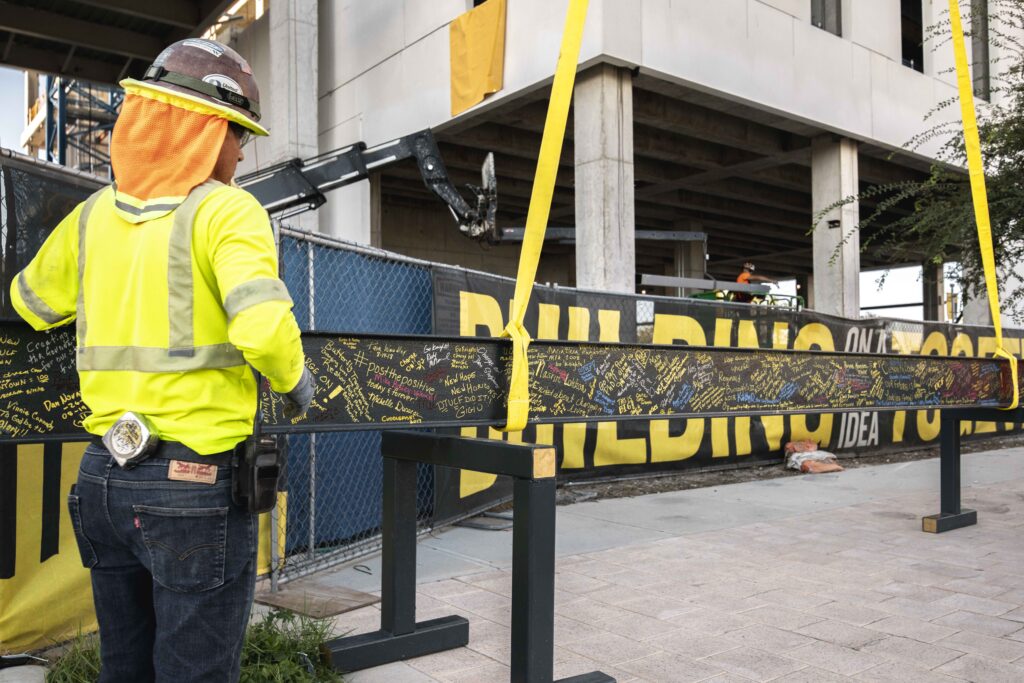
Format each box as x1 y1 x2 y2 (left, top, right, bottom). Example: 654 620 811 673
232 434 284 514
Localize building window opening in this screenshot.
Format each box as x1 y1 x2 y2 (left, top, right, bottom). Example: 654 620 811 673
901 0 924 72
973 0 991 99
811 0 842 37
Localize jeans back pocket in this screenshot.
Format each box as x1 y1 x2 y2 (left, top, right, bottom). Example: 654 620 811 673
134 505 229 592
67 487 98 569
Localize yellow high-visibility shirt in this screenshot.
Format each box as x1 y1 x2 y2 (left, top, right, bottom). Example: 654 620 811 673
10 180 306 454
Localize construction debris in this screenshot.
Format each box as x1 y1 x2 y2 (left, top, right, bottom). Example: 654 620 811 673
784 440 844 474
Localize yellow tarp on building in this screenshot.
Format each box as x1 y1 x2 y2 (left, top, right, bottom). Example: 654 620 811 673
450 0 507 116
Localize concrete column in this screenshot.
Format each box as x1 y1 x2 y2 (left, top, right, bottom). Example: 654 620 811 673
574 65 635 293
269 0 318 231
922 263 945 322
811 136 860 317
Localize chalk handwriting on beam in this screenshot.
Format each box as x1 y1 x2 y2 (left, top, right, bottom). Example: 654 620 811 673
0 326 1013 442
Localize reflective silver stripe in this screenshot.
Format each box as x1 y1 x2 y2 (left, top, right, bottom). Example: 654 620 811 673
76 188 107 346
77 343 245 372
223 278 293 321
17 275 65 324
167 181 221 353
114 198 182 216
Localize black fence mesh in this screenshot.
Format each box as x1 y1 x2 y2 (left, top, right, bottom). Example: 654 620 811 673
275 231 435 582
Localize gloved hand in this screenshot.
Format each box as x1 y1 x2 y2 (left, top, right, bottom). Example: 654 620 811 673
283 367 314 420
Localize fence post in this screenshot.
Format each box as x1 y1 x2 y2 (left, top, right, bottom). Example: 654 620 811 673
307 241 317 562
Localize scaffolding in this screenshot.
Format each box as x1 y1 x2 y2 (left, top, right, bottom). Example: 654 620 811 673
44 77 121 179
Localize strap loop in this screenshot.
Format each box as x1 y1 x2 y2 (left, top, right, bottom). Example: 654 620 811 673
995 347 1019 410
499 319 532 432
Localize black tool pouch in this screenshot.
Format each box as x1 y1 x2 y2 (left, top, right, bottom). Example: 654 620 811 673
232 434 284 514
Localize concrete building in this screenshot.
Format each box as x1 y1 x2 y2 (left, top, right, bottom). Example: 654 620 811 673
230 0 1010 319
0 0 1012 320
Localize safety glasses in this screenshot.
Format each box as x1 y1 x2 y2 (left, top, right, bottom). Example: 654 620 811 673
228 122 253 148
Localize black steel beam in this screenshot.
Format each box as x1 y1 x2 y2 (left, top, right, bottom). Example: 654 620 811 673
0 324 1019 442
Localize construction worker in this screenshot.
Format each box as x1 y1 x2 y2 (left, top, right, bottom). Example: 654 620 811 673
734 261 778 303
9 39 311 682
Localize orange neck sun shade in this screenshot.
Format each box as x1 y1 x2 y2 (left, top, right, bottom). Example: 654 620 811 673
110 93 228 223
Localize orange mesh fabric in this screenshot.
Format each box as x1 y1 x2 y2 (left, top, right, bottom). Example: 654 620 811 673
111 94 226 218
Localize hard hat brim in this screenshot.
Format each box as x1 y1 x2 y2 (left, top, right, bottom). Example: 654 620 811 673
120 78 270 136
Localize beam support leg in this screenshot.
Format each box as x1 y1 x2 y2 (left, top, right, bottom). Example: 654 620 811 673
321 457 468 671
922 413 977 533
381 458 417 635
510 476 615 683
511 478 556 682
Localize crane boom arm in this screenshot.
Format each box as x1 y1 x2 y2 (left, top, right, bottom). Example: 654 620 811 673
237 129 497 240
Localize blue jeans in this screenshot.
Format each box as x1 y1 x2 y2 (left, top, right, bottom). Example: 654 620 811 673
69 444 257 683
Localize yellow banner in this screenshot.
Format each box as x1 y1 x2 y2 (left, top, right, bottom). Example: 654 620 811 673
0 443 95 652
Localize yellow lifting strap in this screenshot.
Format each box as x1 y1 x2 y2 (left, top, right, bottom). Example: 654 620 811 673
948 0 1019 410
499 0 590 432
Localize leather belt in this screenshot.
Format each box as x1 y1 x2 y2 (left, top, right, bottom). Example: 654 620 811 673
89 436 234 467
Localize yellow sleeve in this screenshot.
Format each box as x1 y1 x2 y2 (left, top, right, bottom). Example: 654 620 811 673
203 187 306 394
9 203 83 331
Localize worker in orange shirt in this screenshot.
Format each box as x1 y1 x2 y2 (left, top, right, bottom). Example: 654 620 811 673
734 262 778 303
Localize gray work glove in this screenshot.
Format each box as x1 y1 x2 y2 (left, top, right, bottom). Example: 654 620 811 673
283 367 314 420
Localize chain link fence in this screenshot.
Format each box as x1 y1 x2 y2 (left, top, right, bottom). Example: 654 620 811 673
273 228 437 584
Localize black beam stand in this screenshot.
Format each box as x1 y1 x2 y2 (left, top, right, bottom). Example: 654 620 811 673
321 431 614 683
922 407 1024 533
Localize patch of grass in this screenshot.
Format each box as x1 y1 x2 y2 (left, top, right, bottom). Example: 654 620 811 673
45 631 99 683
44 609 343 682
240 609 344 683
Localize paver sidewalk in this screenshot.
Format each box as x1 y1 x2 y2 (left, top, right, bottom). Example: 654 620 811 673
311 449 1024 682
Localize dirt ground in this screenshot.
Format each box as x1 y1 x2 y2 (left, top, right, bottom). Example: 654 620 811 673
554 433 1024 505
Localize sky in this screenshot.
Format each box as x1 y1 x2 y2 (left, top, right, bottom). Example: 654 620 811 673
0 67 24 153
859 265 926 321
